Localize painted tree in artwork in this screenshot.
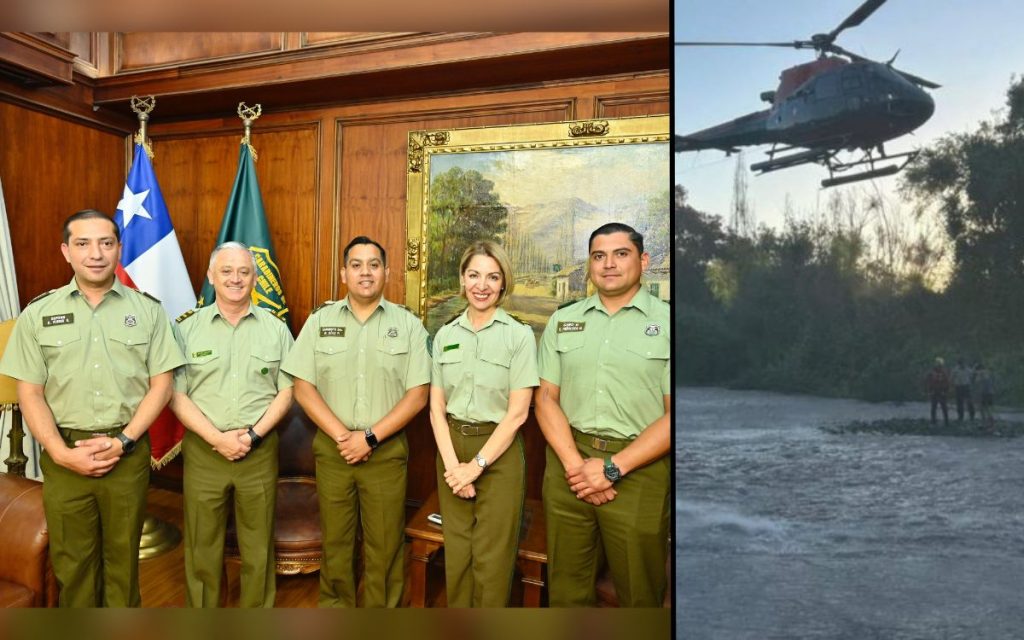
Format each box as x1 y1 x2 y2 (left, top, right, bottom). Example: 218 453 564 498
428 167 509 294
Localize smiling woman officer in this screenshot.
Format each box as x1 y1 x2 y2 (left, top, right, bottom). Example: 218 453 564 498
429 240 538 607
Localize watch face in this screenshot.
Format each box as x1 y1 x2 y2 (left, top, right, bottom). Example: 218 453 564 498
603 461 621 482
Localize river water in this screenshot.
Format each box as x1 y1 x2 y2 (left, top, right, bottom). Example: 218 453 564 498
676 387 1024 639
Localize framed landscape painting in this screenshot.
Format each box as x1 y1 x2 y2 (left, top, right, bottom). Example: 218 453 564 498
406 115 670 337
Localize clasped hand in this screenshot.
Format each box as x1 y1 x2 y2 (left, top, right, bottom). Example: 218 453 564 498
566 458 616 505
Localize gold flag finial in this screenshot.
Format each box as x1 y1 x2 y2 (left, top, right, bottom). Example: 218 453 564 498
130 95 156 158
237 102 262 161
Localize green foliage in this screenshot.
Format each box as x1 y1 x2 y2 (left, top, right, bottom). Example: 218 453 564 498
428 167 509 294
678 76 1024 406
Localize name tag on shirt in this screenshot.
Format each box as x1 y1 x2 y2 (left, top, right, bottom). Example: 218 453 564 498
443 343 460 352
192 350 213 358
42 313 74 327
557 321 585 333
320 327 346 337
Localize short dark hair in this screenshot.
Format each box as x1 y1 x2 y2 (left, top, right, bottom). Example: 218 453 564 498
343 236 387 266
588 222 644 254
62 209 119 244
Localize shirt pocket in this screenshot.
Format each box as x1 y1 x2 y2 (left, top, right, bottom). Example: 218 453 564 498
314 338 349 381
555 331 587 354
624 337 670 390
109 333 150 376
250 348 281 387
184 349 220 389
477 349 512 391
38 326 82 376
377 336 410 382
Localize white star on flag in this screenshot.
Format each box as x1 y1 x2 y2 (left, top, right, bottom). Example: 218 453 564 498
117 186 152 226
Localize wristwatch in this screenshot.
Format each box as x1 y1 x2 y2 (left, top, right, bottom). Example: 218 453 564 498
364 428 380 449
603 458 622 483
474 453 488 470
246 427 263 449
115 433 136 455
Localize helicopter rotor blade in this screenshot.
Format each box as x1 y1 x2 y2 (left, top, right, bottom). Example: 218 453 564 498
674 41 802 48
828 0 888 42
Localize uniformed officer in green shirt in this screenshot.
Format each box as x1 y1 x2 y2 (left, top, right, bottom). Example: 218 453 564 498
0 210 185 607
536 222 671 607
429 240 538 607
282 236 430 607
169 242 294 608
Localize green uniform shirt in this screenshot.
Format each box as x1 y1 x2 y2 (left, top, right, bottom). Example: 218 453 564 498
281 297 431 429
431 307 539 424
538 286 670 440
173 303 294 431
0 277 186 431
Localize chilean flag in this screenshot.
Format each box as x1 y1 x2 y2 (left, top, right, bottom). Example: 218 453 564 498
114 143 196 468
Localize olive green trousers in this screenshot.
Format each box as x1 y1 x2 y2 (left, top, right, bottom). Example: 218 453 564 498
436 428 525 607
182 429 279 608
313 428 408 607
40 428 150 608
543 441 669 607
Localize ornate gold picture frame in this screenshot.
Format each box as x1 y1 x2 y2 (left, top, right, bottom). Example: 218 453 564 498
406 115 670 337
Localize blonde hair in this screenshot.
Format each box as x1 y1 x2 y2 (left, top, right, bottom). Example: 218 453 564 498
459 241 514 306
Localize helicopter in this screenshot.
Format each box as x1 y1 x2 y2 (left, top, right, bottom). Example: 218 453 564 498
675 0 938 188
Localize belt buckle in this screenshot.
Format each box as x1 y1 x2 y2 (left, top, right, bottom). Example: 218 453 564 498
459 424 479 436
591 436 609 452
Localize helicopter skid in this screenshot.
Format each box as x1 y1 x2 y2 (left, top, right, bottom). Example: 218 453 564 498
750 148 832 174
821 149 918 187
821 164 901 187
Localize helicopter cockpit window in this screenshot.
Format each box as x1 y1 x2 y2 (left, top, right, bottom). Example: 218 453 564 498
841 69 863 91
815 74 839 99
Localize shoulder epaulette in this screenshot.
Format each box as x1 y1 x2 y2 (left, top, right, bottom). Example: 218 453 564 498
311 300 335 314
141 290 163 305
557 298 581 310
255 305 289 323
26 289 56 307
507 312 530 325
175 308 197 324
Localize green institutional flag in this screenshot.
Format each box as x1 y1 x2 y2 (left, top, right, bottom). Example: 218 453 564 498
199 144 289 322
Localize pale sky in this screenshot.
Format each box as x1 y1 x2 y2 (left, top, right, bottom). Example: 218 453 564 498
675 0 1024 228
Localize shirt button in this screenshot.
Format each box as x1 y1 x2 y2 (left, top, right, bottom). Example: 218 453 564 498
57 340 62 345
94 364 100 369
93 338 98 342
95 391 101 396
604 340 609 344
598 390 603 394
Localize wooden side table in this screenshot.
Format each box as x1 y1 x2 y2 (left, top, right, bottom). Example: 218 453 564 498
404 492 548 607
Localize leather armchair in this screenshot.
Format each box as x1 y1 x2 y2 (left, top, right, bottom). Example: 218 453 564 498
0 473 57 607
224 403 322 574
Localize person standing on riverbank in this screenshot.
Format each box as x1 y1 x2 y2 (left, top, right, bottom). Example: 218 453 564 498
951 359 975 421
974 362 996 429
925 358 951 426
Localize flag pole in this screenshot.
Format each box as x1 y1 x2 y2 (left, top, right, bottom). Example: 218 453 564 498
126 94 184 560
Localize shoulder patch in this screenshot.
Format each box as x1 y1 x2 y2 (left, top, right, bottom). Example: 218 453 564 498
141 290 163 305
26 289 56 307
175 308 197 324
557 298 581 310
311 300 336 315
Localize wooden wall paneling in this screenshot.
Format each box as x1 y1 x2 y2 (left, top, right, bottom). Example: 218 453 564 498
595 90 671 118
0 101 125 306
117 33 284 72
